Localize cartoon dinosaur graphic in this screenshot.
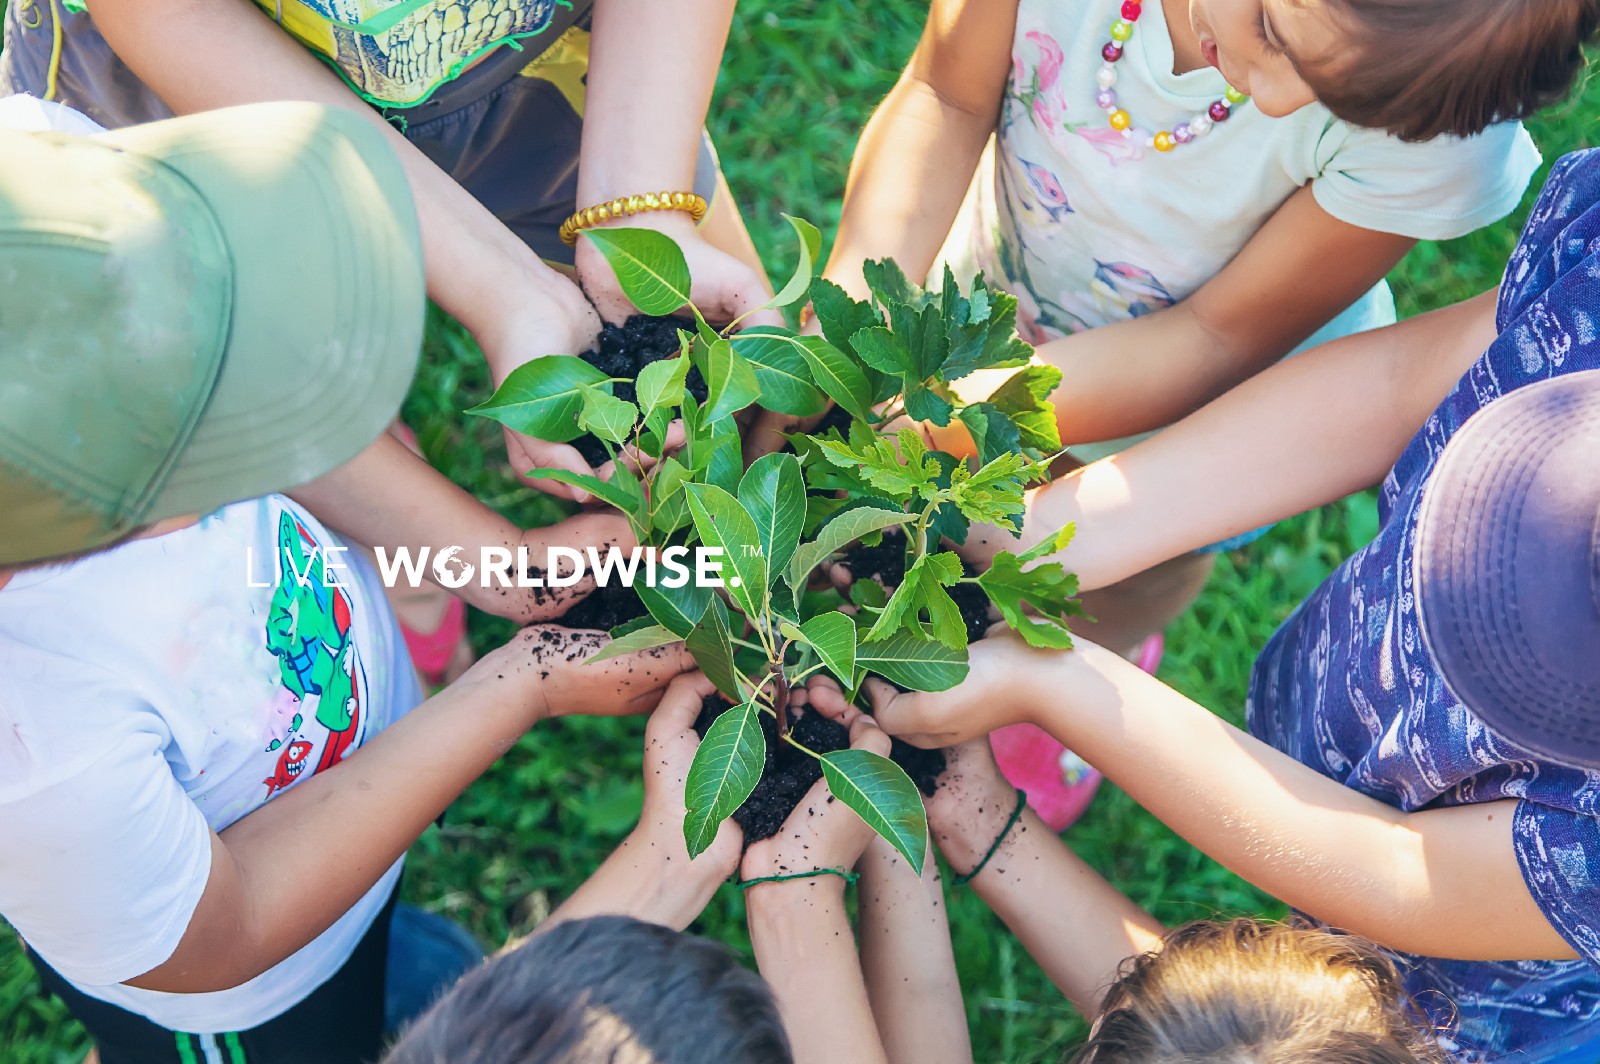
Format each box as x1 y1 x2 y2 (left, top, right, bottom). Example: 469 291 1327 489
264 510 365 777
263 740 314 797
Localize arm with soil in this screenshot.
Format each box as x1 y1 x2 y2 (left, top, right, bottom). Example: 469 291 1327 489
961 290 1500 588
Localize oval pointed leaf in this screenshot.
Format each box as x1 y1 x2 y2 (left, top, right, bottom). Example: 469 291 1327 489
583 228 692 317
730 328 827 417
797 612 856 686
739 453 805 580
819 749 927 875
582 623 682 665
784 506 913 605
578 385 639 445
793 337 874 422
684 484 767 619
637 576 712 639
856 629 969 692
700 338 761 423
636 355 690 415
766 214 823 309
684 700 766 857
467 356 609 441
684 596 748 703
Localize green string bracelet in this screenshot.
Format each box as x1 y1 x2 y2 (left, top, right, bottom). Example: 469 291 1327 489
739 867 860 890
951 788 1028 888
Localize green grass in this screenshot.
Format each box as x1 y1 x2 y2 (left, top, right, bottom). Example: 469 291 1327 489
2 4 1595 1061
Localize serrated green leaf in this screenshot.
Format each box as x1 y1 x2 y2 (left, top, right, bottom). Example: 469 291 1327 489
947 452 1048 531
862 258 923 310
583 228 692 317
785 506 913 606
739 453 805 580
819 749 927 874
959 401 1024 466
684 484 768 619
1017 522 1077 565
468 355 609 441
851 326 915 377
578 384 638 445
583 623 682 664
809 277 883 354
857 629 969 691
766 214 823 309
729 328 827 417
865 552 966 649
976 549 1083 649
987 364 1064 454
698 338 761 423
684 596 749 702
791 612 856 686
636 355 690 416
637 576 712 639
684 700 765 857
794 337 875 423
902 382 954 426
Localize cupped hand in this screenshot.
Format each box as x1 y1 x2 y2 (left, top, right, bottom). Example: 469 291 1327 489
486 625 695 720
740 713 893 886
477 510 636 623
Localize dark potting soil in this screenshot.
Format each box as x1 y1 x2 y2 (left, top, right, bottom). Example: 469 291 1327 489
693 695 945 844
837 531 992 646
571 315 710 468
554 579 649 631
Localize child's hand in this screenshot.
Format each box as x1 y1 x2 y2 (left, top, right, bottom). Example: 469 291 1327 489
740 713 892 889
809 632 1067 747
921 737 1021 875
549 672 741 930
577 217 781 331
481 511 637 623
483 625 695 719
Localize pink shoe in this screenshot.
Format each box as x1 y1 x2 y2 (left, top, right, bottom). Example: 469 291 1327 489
991 633 1164 832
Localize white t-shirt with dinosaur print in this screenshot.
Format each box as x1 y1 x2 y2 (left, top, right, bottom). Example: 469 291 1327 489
0 495 420 1033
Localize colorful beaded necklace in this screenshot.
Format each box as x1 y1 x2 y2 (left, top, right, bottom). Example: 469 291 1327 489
1094 0 1249 153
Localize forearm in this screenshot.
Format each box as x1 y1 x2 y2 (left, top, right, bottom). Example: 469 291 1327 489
1017 643 1572 961
545 828 716 932
974 290 1499 590
578 0 734 201
857 837 972 1064
89 0 580 348
747 883 889 1064
129 663 545 992
950 807 1163 1014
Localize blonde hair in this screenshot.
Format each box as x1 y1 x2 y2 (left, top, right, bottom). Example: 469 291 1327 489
1073 919 1448 1064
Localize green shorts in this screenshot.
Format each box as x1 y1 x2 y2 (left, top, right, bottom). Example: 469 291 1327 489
0 0 718 266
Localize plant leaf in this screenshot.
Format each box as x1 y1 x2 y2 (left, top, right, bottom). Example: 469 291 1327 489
958 401 1024 467
467 355 609 441
584 623 683 664
819 749 927 874
699 338 761 423
739 453 806 580
683 699 765 857
785 506 914 604
636 355 691 416
809 277 883 354
684 484 768 619
637 577 713 639
794 337 875 423
987 364 1064 454
1017 521 1077 564
861 258 923 310
851 326 916 377
976 549 1084 649
526 467 645 516
789 612 856 686
582 228 692 317
865 552 966 649
765 214 823 309
857 629 969 691
902 383 954 427
730 328 828 417
684 596 748 702
578 384 639 445
941 280 1034 380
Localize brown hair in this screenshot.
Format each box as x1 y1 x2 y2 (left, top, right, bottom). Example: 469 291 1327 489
1071 919 1450 1064
1292 0 1599 142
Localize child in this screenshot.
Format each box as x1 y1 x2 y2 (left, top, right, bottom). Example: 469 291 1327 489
843 146 1600 1061
0 0 776 499
0 102 693 1064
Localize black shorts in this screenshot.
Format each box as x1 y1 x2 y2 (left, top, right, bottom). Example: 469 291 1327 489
27 889 397 1064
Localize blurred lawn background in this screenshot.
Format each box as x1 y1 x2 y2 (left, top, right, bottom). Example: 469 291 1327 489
2 2 1594 1061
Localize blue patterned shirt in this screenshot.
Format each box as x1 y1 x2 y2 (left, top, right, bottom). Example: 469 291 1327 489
1249 149 1600 1063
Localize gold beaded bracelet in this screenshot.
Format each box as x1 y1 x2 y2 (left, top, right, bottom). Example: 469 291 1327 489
559 190 709 247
